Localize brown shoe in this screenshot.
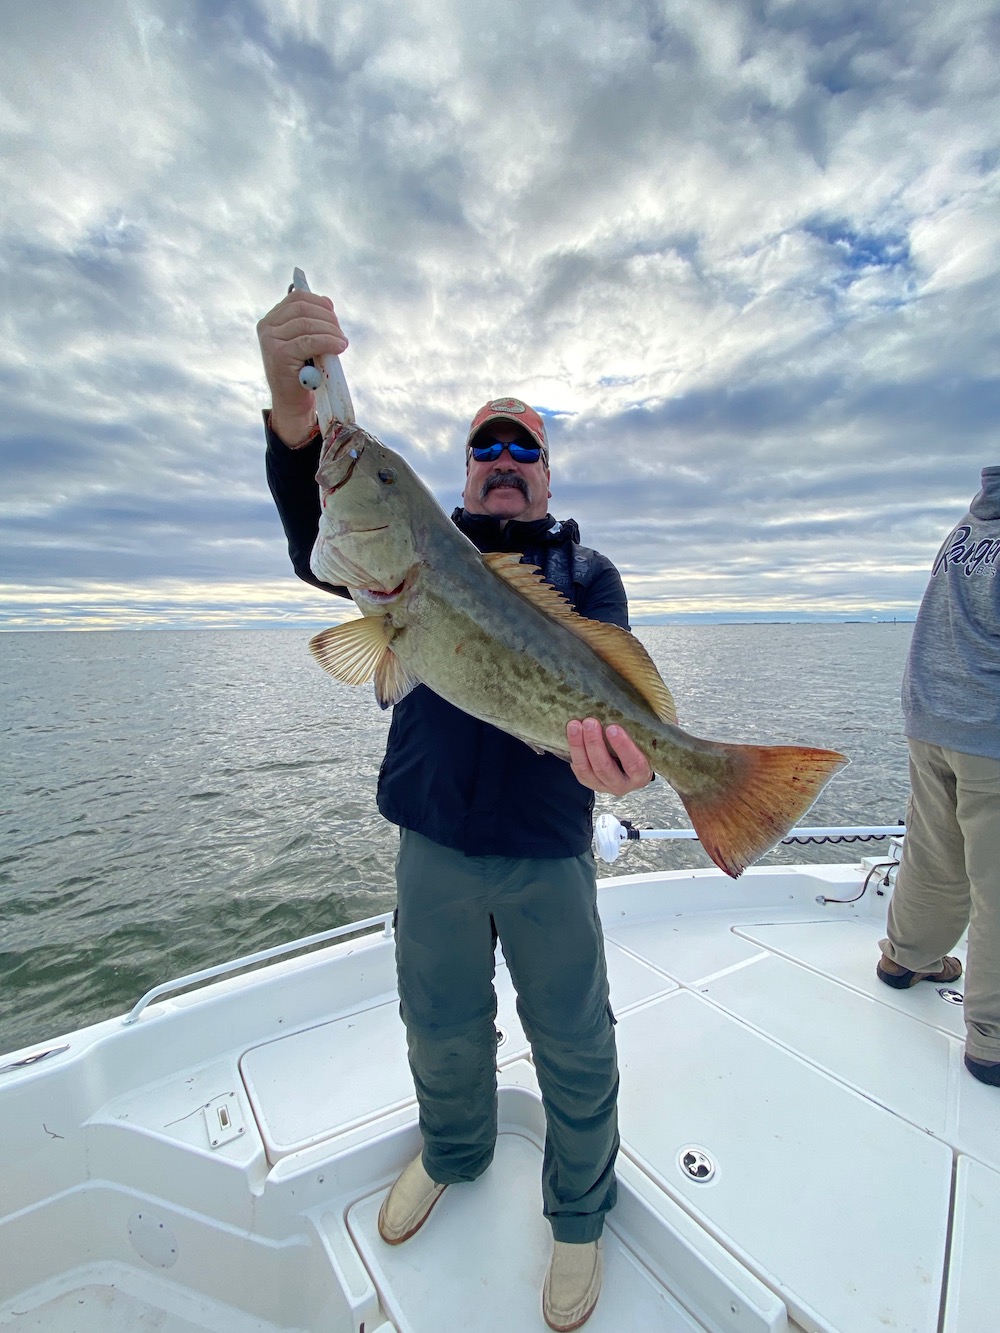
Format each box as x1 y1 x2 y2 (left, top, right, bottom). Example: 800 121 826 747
542 1239 603 1331
877 953 963 990
377 1154 447 1245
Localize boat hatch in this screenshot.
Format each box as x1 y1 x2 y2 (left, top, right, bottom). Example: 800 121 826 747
240 999 416 1161
336 1074 787 1333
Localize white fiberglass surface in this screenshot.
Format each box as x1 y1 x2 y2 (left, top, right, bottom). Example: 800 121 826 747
0 1263 301 1332
3 868 995 1333
944 1157 1000 1333
347 1136 708 1333
615 988 951 1333
342 1079 784 1333
242 939 675 1162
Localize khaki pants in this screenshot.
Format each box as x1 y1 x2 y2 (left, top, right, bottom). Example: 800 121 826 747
881 738 1000 1062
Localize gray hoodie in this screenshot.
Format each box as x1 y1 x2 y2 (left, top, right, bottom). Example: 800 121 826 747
902 466 1000 759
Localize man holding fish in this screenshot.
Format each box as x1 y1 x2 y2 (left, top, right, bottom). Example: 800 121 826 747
257 284 844 1329
258 284 651 1330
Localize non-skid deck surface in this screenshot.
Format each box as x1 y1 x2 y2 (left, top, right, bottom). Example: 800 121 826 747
16 889 991 1333
342 1083 784 1333
347 1133 707 1333
946 1156 1000 1333
239 900 998 1332
604 905 999 1333
604 908 988 1157
614 989 951 1333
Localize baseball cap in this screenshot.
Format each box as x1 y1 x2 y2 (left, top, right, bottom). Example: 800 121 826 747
466 397 548 461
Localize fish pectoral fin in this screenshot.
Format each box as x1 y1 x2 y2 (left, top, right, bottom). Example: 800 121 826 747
309 616 397 685
374 649 420 707
482 552 678 725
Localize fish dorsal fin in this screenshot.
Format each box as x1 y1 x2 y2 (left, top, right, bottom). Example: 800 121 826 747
482 552 678 725
310 616 396 684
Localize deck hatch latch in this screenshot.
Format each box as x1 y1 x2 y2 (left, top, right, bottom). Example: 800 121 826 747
204 1091 246 1148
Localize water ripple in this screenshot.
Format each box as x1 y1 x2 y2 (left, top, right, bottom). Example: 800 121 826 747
0 624 910 1056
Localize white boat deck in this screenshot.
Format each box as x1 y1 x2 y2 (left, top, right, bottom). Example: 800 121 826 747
1 860 997 1333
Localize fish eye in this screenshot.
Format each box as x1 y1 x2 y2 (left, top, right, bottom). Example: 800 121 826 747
377 468 397 485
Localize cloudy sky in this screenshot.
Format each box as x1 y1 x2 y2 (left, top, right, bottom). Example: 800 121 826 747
2 0 998 630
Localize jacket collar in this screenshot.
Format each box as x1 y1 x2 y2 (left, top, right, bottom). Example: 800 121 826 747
451 509 580 551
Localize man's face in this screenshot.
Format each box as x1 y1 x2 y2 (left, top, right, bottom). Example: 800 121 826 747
462 423 551 523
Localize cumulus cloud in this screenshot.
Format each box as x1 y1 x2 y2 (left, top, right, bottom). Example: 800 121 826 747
1 0 998 628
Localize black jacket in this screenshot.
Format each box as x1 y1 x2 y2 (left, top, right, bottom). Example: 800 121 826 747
266 421 630 857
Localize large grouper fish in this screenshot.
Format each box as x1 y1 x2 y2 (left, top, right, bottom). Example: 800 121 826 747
308 422 848 878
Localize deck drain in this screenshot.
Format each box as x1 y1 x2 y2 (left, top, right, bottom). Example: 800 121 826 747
938 988 964 1005
678 1145 716 1183
495 1026 508 1048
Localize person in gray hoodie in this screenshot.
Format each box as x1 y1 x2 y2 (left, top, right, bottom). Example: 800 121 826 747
877 467 1000 1086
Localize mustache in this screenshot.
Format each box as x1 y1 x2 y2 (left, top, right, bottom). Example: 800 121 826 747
481 472 531 501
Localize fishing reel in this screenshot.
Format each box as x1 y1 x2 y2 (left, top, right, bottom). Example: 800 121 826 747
593 813 641 864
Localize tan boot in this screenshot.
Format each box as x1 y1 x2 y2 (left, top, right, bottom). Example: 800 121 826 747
542 1238 603 1331
377 1153 447 1245
877 953 962 989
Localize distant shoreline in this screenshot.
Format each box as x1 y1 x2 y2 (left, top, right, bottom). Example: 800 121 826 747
0 618 918 634
632 618 917 627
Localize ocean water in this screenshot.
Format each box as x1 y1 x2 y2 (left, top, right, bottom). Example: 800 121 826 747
0 622 913 1056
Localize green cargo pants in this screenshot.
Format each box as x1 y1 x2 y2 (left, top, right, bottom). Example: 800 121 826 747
394 828 619 1243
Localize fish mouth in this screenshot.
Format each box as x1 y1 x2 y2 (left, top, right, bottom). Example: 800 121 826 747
353 562 413 606
358 582 406 604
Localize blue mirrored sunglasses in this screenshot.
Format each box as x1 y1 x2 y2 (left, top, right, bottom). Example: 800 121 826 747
470 437 543 464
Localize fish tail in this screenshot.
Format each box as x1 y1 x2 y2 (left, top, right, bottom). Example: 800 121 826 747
669 743 849 879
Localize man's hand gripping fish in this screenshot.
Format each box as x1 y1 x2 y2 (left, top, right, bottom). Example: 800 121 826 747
307 421 848 879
